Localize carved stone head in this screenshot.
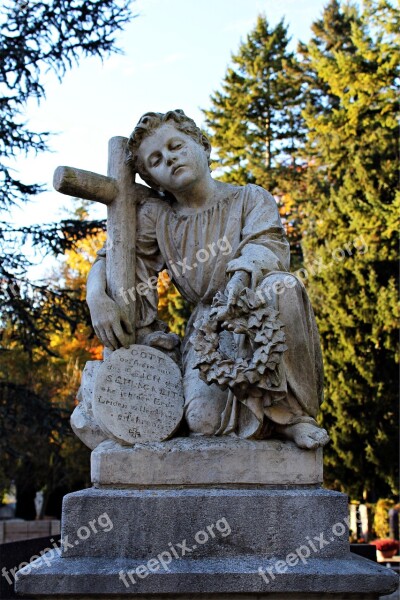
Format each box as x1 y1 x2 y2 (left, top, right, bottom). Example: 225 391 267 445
127 109 211 191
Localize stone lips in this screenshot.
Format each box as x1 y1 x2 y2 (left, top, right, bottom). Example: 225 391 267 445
93 344 184 445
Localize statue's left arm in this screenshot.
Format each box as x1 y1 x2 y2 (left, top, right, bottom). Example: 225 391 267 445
226 184 290 289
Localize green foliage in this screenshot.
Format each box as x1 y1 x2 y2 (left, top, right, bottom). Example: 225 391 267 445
373 498 395 539
203 0 399 499
0 380 70 503
203 15 305 191
202 15 306 264
295 0 359 115
1 219 106 355
0 211 105 509
157 270 192 338
0 0 133 354
299 0 399 499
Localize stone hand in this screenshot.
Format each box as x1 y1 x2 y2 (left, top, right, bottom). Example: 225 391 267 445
89 293 133 350
225 270 250 310
216 271 250 321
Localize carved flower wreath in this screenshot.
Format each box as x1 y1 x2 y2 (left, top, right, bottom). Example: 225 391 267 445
192 288 288 400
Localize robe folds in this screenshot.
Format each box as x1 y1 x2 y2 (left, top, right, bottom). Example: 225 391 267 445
97 184 324 438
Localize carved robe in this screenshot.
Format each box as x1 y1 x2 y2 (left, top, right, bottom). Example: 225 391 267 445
97 184 324 438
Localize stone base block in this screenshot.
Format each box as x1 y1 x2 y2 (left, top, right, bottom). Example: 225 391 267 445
91 437 323 487
19 597 395 600
23 596 394 600
59 488 348 559
15 554 398 597
15 486 399 598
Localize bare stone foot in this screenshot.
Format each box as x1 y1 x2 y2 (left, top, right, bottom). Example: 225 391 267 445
276 423 330 450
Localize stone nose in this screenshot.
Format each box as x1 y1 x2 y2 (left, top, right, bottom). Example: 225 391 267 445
166 153 177 166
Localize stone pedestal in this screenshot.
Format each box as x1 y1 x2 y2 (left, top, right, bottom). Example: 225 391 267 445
15 439 398 598
91 437 323 487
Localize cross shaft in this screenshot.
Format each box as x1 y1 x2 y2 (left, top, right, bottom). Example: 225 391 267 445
53 136 137 343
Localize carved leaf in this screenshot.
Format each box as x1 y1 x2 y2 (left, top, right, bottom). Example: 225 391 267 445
192 284 288 396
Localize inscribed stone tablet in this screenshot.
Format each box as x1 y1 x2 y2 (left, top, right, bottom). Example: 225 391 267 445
93 345 184 445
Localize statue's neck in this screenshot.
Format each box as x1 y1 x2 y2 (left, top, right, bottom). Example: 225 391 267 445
173 177 225 210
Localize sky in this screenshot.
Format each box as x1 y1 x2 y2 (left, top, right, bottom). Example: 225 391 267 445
9 0 331 235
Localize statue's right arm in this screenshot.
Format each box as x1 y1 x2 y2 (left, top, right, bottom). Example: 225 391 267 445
86 258 133 350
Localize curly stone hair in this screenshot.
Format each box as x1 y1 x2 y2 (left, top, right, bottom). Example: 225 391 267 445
126 109 211 191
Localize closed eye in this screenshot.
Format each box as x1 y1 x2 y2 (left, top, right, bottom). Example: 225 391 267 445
149 155 161 167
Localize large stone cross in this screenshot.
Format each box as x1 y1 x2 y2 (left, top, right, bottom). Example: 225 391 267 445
53 136 142 345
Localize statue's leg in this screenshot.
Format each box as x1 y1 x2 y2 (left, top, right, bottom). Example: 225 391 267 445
183 349 228 435
182 308 261 437
177 299 226 435
258 272 329 449
181 304 229 435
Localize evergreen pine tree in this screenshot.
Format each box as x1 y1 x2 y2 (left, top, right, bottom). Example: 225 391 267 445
0 0 134 355
203 15 306 263
299 0 399 499
296 0 359 114
203 15 305 192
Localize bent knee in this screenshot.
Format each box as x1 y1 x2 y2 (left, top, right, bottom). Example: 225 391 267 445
184 394 225 435
260 272 301 299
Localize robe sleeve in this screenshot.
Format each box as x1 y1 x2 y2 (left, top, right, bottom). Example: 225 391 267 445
226 184 290 287
94 198 165 328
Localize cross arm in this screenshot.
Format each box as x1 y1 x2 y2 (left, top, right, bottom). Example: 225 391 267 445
53 166 118 205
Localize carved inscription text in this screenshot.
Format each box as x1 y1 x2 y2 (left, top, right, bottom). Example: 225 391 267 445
93 345 184 444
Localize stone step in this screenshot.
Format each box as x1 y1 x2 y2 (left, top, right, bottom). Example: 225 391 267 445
15 553 398 598
60 487 349 560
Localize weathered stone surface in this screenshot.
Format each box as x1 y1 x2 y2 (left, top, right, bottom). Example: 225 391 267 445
91 437 323 487
14 485 399 597
60 488 348 559
92 344 184 445
70 360 107 450
380 587 400 600
77 113 330 449
17 594 397 600
15 553 398 597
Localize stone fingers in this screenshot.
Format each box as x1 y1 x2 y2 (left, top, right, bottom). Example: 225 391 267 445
111 321 131 349
97 324 120 350
93 325 112 350
120 312 134 335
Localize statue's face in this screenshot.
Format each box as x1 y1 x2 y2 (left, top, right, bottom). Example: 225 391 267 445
137 123 210 195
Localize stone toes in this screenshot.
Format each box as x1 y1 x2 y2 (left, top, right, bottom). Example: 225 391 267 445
308 427 329 443
298 434 319 449
305 436 320 449
314 429 330 445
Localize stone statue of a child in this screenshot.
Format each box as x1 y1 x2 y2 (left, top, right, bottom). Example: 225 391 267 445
87 109 329 450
